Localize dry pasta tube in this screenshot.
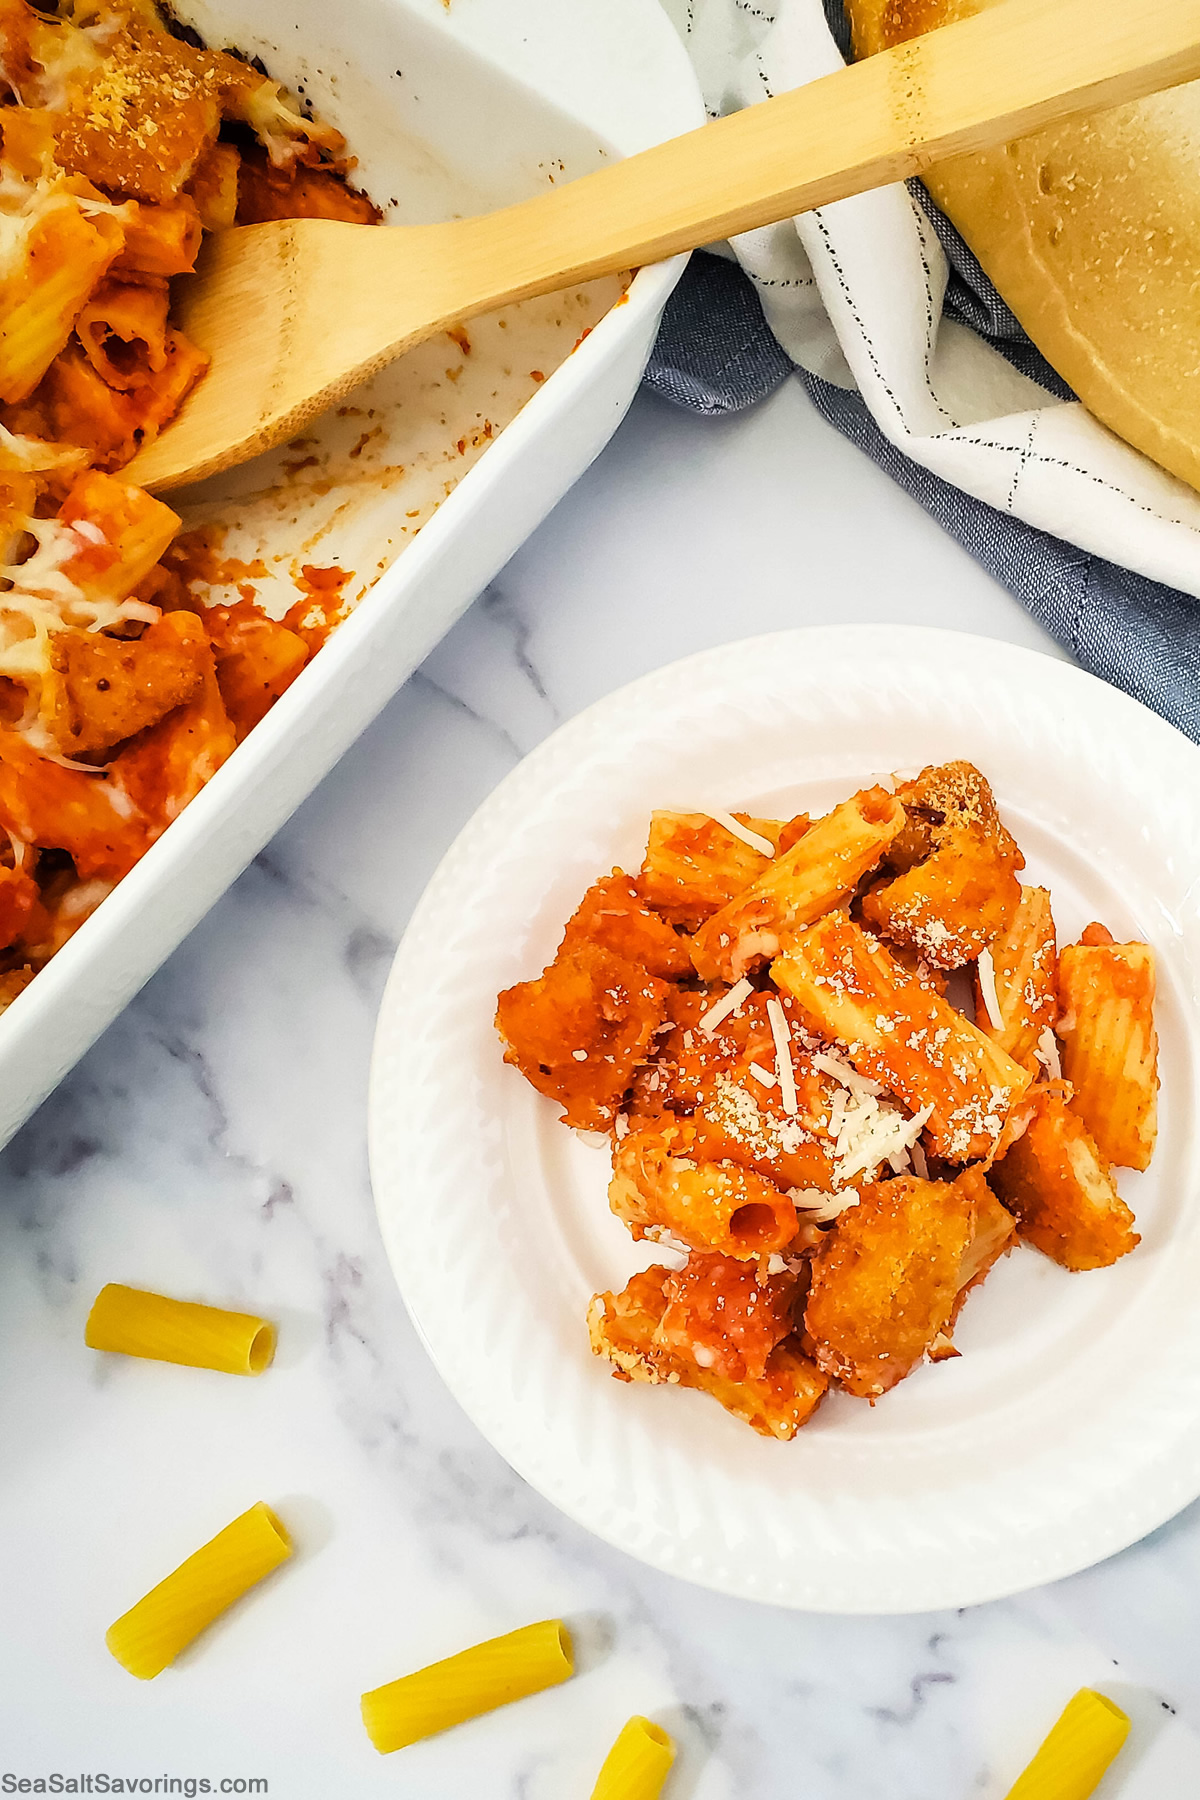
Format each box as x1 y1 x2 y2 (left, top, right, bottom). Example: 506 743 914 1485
1004 1689 1129 1800
85 1283 276 1375
591 1716 676 1800
361 1620 573 1753
107 1502 292 1680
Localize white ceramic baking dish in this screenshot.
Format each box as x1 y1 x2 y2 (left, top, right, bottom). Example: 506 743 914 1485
0 0 704 1145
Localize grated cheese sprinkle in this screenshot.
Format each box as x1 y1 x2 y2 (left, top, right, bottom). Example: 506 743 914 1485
697 977 753 1038
765 995 798 1116
977 947 1005 1031
707 809 775 859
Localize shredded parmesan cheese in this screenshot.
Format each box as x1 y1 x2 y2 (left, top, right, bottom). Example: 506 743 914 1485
790 1185 860 1223
1035 1025 1062 1079
697 977 753 1038
707 809 775 859
824 1076 935 1186
977 947 1005 1031
765 995 798 1116
811 1050 881 1098
748 1061 777 1089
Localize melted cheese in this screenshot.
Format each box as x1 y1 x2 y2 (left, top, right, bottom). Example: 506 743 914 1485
0 515 158 693
242 80 343 169
0 168 60 285
0 422 88 473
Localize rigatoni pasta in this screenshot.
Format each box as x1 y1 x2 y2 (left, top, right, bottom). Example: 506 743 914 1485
591 1717 676 1800
85 1283 276 1375
609 1120 799 1258
361 1620 574 1754
76 278 172 391
638 810 790 927
974 884 1058 1070
688 786 904 982
113 200 204 278
0 192 126 404
1058 925 1158 1170
1003 1689 1130 1800
497 760 1160 1438
56 467 180 600
106 1501 291 1679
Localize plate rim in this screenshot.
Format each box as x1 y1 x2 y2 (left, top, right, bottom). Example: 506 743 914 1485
368 623 1200 1612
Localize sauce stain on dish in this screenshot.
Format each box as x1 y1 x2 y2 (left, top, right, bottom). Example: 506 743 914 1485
172 277 629 620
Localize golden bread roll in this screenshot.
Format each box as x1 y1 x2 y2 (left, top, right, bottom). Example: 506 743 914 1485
845 0 1200 493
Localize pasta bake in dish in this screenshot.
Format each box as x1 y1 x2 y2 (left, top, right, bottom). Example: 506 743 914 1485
496 762 1159 1439
0 0 376 1005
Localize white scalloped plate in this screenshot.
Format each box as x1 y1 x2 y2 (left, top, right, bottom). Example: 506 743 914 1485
369 626 1200 1612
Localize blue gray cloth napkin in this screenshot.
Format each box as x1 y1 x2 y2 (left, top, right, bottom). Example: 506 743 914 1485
643 129 1200 744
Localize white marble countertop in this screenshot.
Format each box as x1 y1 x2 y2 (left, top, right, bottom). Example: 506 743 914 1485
3 376 1199 1800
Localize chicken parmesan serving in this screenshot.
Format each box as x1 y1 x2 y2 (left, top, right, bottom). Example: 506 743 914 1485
0 0 377 1002
495 763 1159 1439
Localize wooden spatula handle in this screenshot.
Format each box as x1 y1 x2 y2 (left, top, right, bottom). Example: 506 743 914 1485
457 0 1200 310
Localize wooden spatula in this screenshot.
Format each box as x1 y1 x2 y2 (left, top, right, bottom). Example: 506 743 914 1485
126 0 1200 492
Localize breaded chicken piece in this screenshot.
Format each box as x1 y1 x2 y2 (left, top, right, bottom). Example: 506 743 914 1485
558 868 693 980
1058 924 1158 1171
496 943 668 1130
804 1173 978 1397
989 1084 1139 1270
588 1253 827 1439
889 761 1017 870
861 762 1024 970
50 611 208 758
